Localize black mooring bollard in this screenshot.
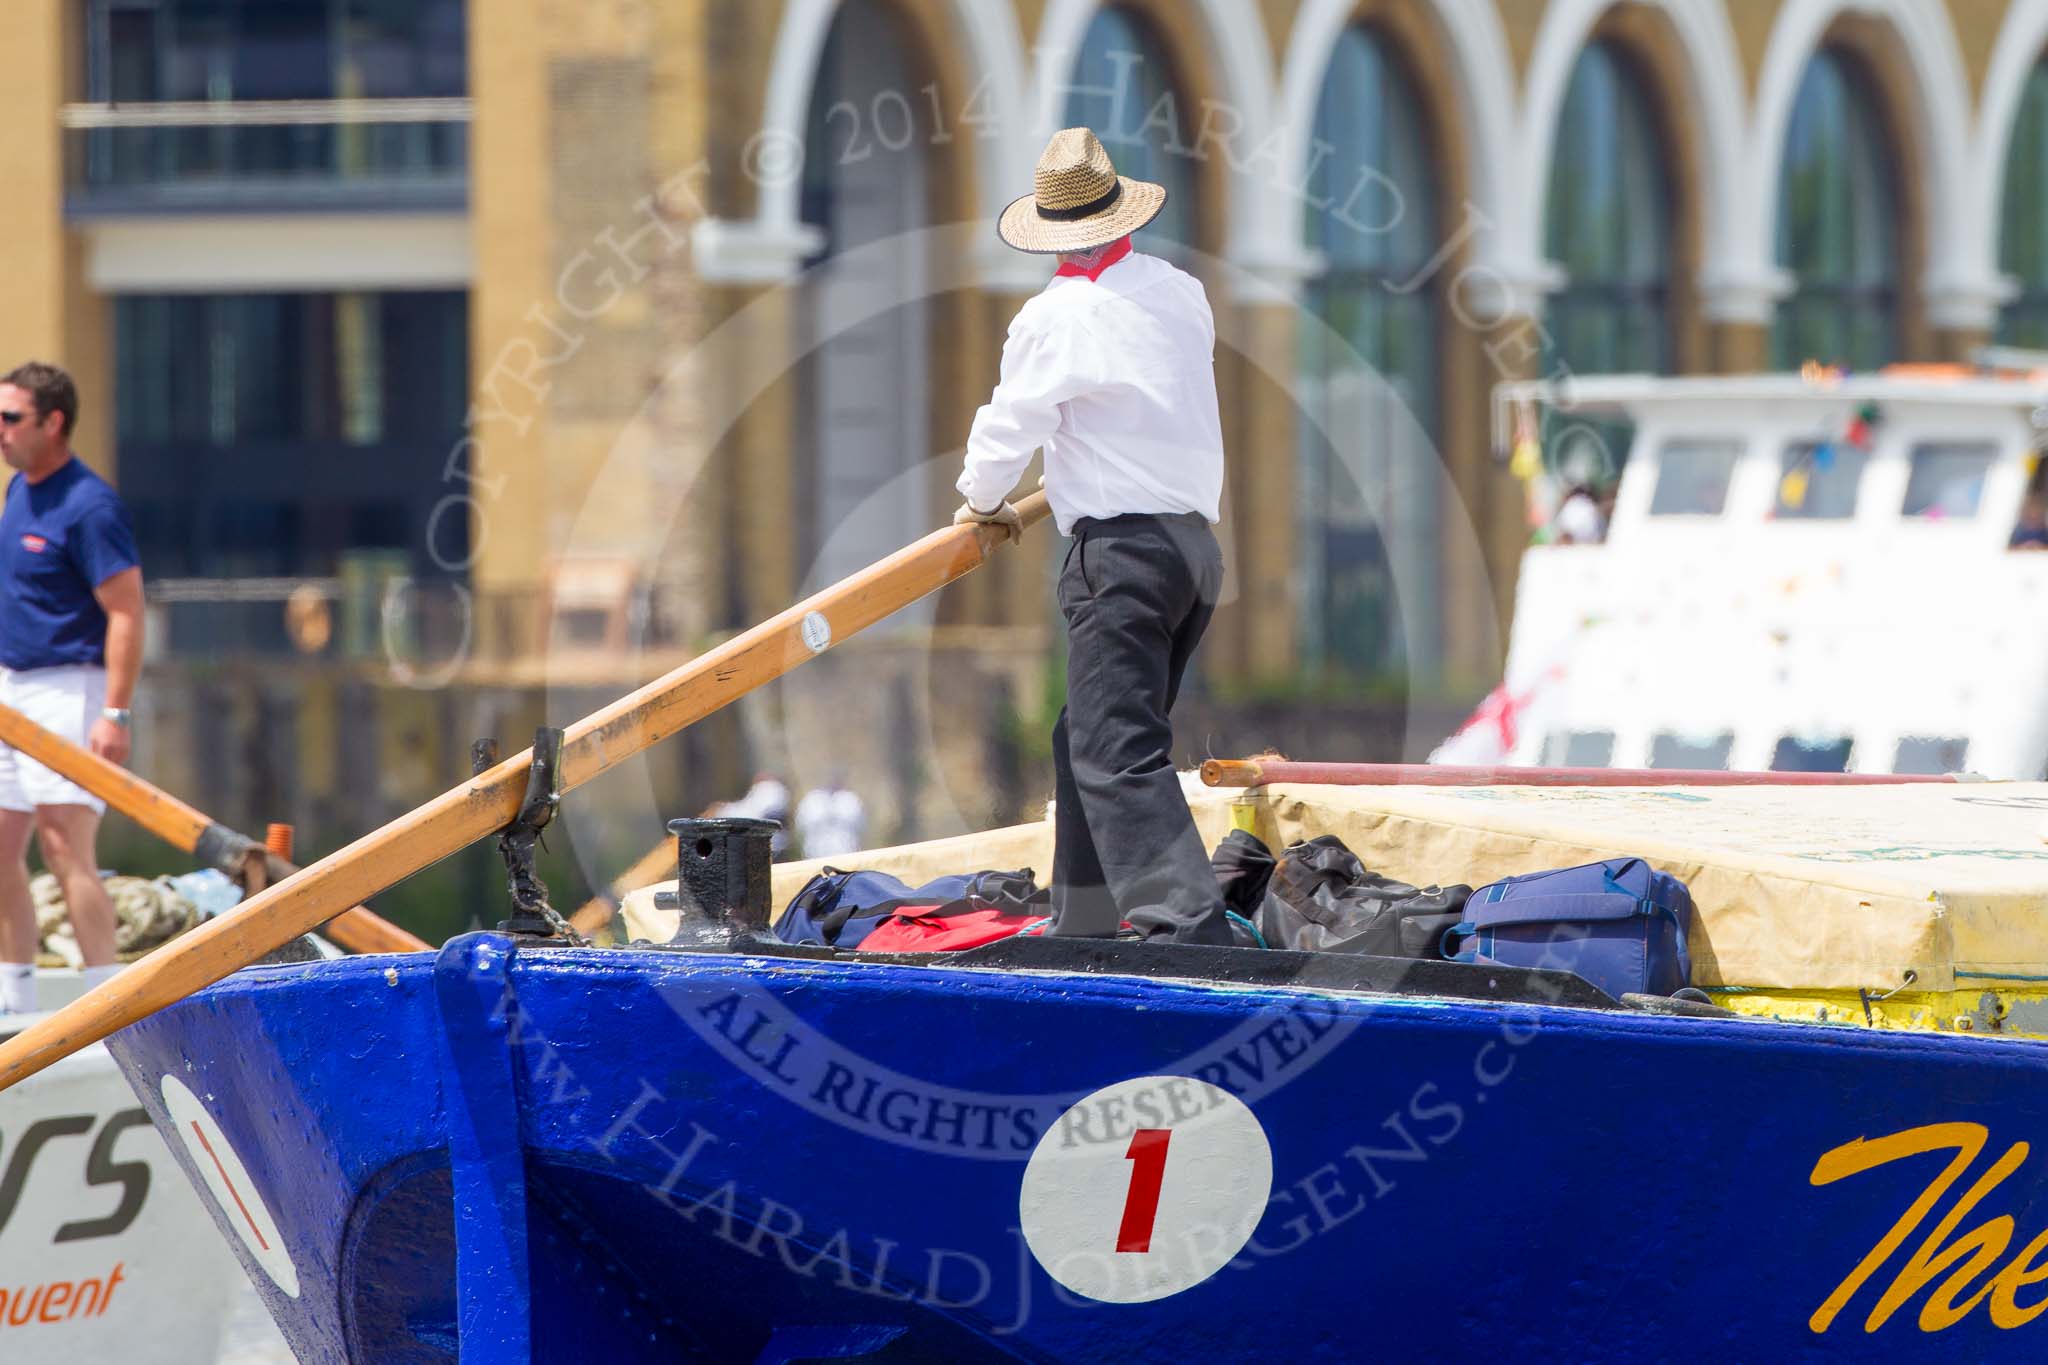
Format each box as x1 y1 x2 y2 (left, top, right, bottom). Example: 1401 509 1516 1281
661 816 778 945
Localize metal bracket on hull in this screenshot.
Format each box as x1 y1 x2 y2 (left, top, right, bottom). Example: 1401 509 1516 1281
475 731 587 945
654 816 781 950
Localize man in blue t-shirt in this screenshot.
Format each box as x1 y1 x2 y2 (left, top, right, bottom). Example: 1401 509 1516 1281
0 362 144 1012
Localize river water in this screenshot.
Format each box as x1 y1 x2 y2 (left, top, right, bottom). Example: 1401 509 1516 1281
215 1277 292 1363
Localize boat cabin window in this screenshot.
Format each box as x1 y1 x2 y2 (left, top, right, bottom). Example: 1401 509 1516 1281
1893 736 1967 775
1770 736 1853 773
1647 440 1741 516
1543 730 1615 767
1901 443 1995 520
1649 732 1732 769
1774 442 1868 520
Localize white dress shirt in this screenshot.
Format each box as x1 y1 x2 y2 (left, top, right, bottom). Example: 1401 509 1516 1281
957 251 1225 535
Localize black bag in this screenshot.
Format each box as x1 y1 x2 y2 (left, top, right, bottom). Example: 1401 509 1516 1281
1210 829 1278 919
1255 835 1471 958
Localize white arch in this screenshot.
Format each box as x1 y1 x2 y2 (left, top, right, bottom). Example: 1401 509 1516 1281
1746 0 1991 329
1273 0 1524 312
1974 0 2048 310
694 0 1033 284
1518 0 1747 321
1028 0 1279 277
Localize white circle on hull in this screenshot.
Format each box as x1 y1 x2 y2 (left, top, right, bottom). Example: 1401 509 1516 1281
1019 1075 1272 1303
160 1074 300 1298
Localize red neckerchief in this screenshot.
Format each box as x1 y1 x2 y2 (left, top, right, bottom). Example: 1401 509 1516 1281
1055 235 1133 282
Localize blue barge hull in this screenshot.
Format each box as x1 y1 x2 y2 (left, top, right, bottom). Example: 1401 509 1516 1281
102 934 2048 1362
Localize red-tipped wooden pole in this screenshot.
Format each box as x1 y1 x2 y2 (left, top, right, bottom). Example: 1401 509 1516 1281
1199 759 1964 788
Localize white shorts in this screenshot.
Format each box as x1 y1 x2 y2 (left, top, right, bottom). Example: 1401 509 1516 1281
0 665 108 815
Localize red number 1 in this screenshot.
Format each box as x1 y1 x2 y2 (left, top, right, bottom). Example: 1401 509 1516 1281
1116 1129 1172 1253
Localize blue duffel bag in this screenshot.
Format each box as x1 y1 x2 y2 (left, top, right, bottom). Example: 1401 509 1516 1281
1445 858 1693 1000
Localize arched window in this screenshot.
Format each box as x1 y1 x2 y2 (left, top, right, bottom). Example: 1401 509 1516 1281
1298 26 1440 679
796 0 937 596
2000 57 2048 346
1772 47 1900 368
1542 40 1674 497
1063 6 1195 254
1545 41 1673 376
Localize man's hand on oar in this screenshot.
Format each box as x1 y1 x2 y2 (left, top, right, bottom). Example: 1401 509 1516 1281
0 492 1051 1094
953 500 1025 545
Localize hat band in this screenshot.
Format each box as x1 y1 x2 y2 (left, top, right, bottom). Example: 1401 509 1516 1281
1036 180 1121 222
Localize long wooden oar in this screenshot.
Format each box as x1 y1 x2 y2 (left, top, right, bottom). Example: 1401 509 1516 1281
0 700 427 954
0 495 1050 1092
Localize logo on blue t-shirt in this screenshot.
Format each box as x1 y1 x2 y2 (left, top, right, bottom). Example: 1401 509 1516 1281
0 459 141 672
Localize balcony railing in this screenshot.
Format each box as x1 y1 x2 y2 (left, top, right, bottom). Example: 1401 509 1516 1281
149 573 480 667
63 98 470 216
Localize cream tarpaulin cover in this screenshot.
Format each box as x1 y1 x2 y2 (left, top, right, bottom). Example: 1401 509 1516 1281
626 781 2048 992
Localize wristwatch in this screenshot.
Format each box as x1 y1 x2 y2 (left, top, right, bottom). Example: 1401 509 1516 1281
100 707 132 728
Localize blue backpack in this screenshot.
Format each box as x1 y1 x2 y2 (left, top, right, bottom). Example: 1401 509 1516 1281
1445 858 1693 1000
775 868 1040 949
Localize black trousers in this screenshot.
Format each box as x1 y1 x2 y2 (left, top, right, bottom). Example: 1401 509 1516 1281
1050 512 1230 944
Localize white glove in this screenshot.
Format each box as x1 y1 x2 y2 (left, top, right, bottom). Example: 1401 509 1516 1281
953 501 1023 545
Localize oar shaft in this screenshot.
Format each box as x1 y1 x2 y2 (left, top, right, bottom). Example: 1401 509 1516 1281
0 701 211 848
325 906 433 954
0 699 428 955
568 836 678 937
0 498 1049 1091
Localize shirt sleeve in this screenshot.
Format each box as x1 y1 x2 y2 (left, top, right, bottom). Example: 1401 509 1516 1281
72 498 141 589
957 309 1102 512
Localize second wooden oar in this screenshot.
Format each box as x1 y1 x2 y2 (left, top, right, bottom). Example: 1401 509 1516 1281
568 836 678 938
0 495 1051 1093
0 699 428 954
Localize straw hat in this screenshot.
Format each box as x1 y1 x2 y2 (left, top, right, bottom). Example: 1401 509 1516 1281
997 127 1168 254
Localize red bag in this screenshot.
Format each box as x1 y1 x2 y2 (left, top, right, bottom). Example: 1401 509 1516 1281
855 903 1043 953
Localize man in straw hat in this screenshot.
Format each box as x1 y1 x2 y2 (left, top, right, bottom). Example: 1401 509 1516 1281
953 128 1231 945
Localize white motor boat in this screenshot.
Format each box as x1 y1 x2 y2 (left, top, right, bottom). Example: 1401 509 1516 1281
1467 364 2048 778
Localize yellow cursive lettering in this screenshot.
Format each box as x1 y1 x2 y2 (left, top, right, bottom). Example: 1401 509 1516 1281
1809 1123 1988 1333
1991 1228 2048 1329
1880 1141 2023 1332
1809 1122 2048 1336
